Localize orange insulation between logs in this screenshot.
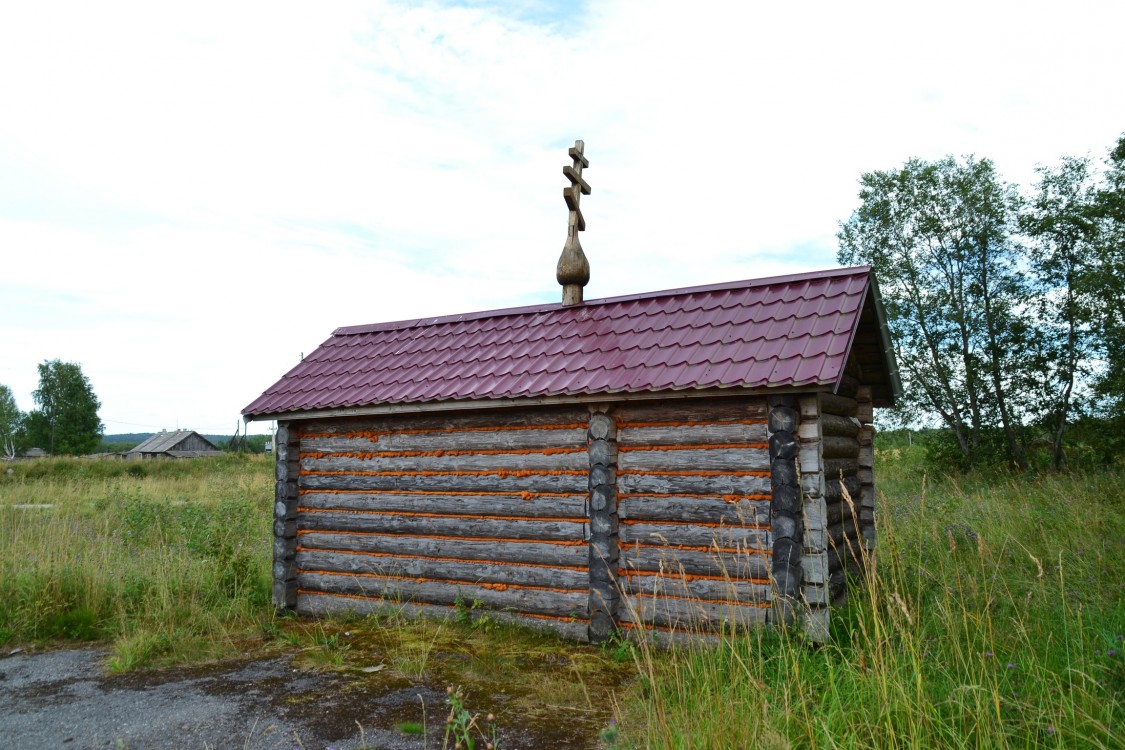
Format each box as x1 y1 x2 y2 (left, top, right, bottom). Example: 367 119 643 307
297 508 585 524
621 589 772 607
297 568 585 594
615 418 766 429
617 569 770 586
300 489 579 498
618 518 769 530
296 545 588 572
295 590 588 624
616 442 768 452
296 528 587 546
301 422 588 441
300 446 586 460
303 469 586 477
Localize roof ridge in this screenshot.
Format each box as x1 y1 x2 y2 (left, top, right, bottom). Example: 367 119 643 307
335 266 872 336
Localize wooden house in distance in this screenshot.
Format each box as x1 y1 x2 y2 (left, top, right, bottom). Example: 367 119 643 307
243 142 900 642
127 430 222 459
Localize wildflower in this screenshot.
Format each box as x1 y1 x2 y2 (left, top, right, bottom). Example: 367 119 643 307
1047 726 1055 735
1006 663 1015 669
487 713 494 722
1109 649 1117 657
984 651 994 658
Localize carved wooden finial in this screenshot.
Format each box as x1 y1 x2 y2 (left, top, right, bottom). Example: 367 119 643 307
557 140 591 306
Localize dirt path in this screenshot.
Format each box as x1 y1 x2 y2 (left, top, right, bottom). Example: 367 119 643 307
0 646 601 749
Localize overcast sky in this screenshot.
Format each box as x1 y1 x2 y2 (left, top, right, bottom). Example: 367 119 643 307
1 0 1122 438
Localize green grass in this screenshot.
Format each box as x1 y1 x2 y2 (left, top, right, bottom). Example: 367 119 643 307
3 450 1122 748
610 449 1125 749
0 454 275 666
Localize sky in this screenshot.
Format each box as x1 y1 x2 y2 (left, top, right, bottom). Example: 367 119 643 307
1 1 1122 438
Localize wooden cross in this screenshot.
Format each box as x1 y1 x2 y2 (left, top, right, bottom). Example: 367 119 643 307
563 141 591 232
557 140 591 306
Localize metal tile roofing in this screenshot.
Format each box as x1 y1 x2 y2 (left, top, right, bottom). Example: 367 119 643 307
243 266 897 419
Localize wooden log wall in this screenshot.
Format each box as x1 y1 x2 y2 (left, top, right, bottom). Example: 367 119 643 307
800 384 864 632
587 410 619 642
767 395 801 627
273 422 301 609
857 385 877 552
614 399 772 635
291 406 592 639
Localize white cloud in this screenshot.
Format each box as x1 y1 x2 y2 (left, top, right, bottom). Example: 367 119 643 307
1 0 1122 434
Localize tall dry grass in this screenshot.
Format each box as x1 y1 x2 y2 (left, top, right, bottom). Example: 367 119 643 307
0 455 274 669
612 452 1125 749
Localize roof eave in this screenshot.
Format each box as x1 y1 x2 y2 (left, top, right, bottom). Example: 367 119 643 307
243 383 841 423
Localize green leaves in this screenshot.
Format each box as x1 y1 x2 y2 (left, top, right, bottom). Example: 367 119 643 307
839 134 1125 470
28 359 103 455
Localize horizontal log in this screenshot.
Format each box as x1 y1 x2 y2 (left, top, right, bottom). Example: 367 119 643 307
296 593 591 641
619 573 770 604
799 395 820 419
828 519 862 552
301 450 587 474
823 460 858 482
836 373 860 398
800 473 823 497
618 422 769 447
825 497 857 526
821 436 859 461
300 492 588 519
802 550 829 585
828 539 864 574
618 496 770 526
296 549 589 590
618 472 771 496
299 531 588 568
302 426 588 454
858 467 874 485
300 471 588 495
614 400 768 424
818 393 858 418
803 582 829 606
824 474 863 505
297 571 590 619
298 511 587 542
620 522 768 550
619 546 770 580
798 445 821 474
619 594 769 632
803 607 830 644
300 406 590 436
618 446 770 473
796 421 820 441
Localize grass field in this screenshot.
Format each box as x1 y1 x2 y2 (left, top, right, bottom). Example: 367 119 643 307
1 449 1122 748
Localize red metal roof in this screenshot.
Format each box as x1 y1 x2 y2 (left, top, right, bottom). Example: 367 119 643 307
243 266 897 419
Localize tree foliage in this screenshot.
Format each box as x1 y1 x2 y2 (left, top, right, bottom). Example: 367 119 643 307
838 156 1030 469
0 384 23 457
27 360 104 456
839 136 1124 470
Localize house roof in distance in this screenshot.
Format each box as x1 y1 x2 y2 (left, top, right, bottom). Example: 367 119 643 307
243 266 901 420
129 430 220 454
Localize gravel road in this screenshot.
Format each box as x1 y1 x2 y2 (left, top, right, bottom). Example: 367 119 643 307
0 647 568 750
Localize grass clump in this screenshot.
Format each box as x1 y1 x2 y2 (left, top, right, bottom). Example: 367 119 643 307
0 455 274 667
612 452 1125 748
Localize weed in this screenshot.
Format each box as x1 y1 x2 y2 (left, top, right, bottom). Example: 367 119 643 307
442 685 500 750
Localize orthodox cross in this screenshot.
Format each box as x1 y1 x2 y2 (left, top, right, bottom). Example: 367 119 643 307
557 140 591 306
